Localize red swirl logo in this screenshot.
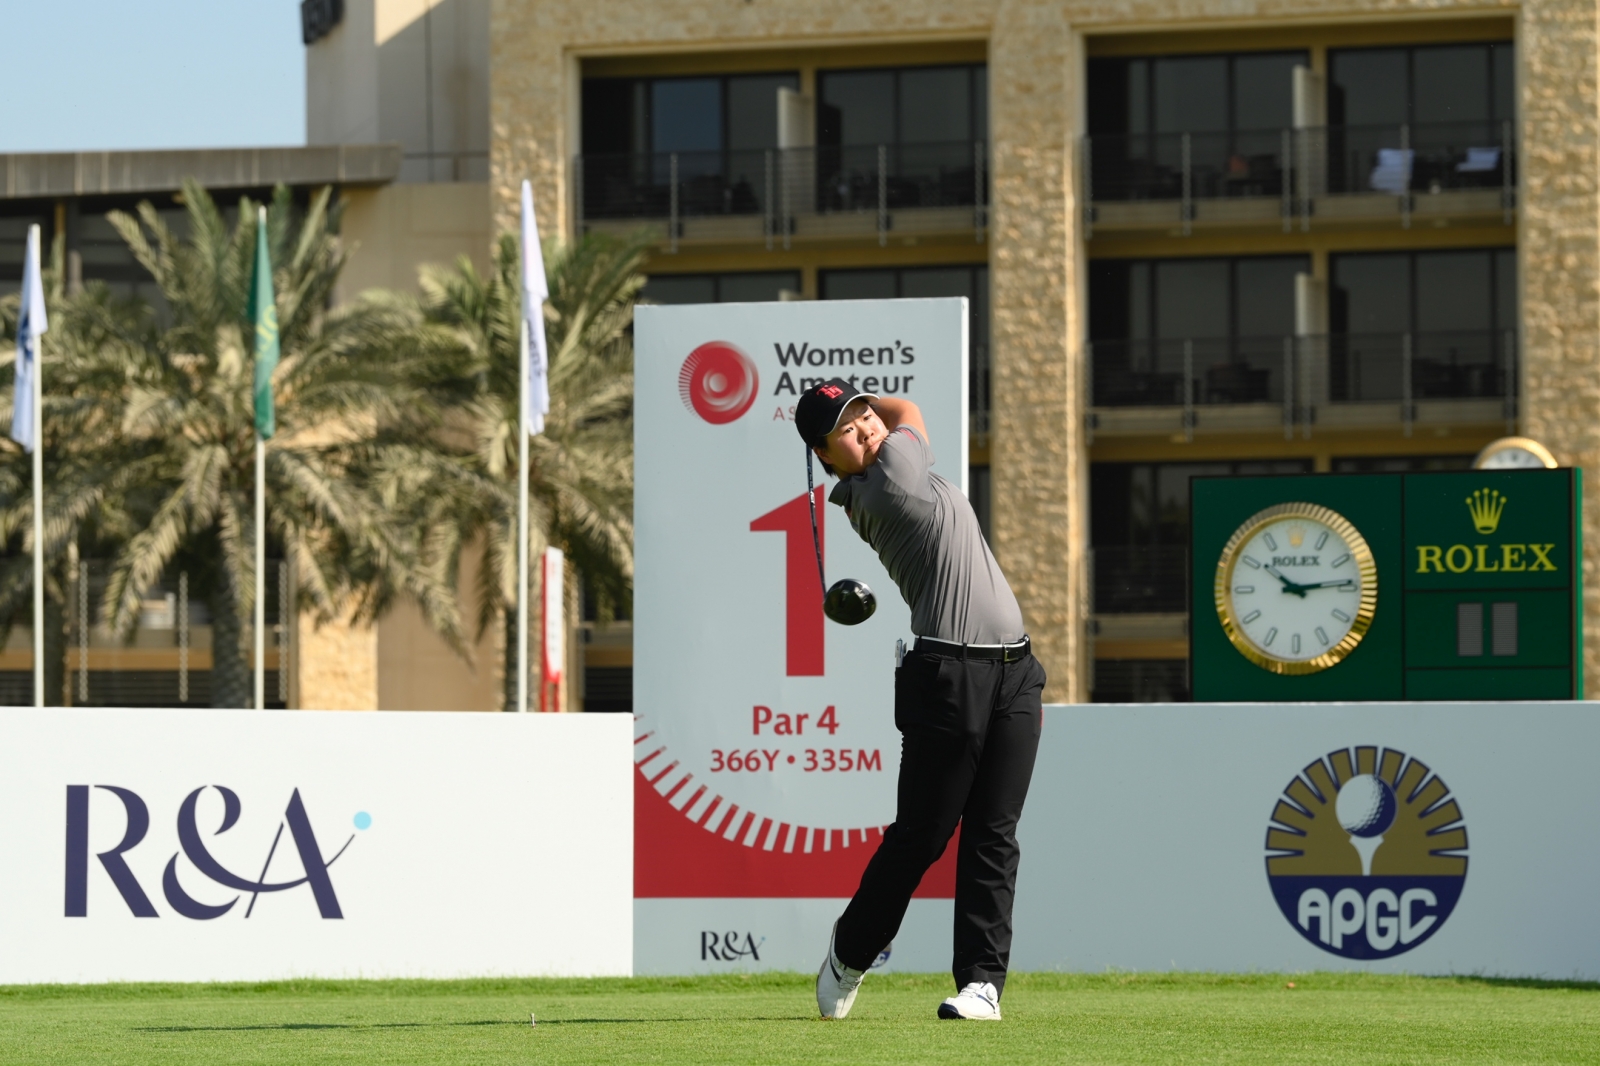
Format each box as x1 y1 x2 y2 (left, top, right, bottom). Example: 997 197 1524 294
679 341 759 424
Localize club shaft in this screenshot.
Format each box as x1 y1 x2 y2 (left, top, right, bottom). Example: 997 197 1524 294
807 449 827 595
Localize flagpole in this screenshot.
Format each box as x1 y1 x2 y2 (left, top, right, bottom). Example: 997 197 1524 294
251 204 271 713
515 179 548 715
30 231 44 708
254 433 265 710
516 298 531 715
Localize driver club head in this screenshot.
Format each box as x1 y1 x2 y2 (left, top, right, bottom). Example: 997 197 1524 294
824 578 877 626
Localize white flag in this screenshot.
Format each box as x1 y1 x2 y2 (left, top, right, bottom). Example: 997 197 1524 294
10 224 47 454
520 179 550 435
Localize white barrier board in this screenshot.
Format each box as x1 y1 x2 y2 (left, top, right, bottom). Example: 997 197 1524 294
0 708 632 983
1013 702 1600 977
632 299 968 974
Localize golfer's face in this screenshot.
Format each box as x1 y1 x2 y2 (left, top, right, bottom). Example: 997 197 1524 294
823 401 886 475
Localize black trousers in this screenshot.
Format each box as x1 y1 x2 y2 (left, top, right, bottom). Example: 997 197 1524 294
833 648 1046 995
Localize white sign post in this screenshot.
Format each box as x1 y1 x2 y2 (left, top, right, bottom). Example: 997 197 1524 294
633 299 968 973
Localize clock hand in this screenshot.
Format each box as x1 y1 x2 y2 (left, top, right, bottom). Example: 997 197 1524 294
1297 579 1356 591
1264 566 1309 598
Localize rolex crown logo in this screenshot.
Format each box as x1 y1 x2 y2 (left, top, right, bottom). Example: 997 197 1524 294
1466 488 1507 535
1287 525 1305 548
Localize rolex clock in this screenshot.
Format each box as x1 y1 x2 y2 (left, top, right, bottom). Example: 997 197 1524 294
1213 502 1378 675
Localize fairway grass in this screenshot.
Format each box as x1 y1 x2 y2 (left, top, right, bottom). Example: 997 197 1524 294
3 971 1596 1065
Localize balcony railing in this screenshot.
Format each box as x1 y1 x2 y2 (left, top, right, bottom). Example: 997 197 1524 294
0 561 291 708
1083 121 1515 233
577 141 988 249
1088 330 1517 437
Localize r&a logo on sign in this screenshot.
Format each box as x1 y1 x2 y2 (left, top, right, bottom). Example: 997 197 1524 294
1265 747 1467 959
701 930 764 962
65 784 364 920
679 341 759 424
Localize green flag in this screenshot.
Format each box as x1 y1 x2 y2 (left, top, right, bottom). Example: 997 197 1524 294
248 206 279 440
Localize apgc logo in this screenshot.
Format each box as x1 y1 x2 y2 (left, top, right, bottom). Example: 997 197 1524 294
679 341 758 424
1265 747 1467 959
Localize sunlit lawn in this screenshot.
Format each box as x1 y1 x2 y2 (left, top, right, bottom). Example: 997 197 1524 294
4 970 1597 1065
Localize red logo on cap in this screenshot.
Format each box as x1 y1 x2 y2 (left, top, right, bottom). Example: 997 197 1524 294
818 385 844 398
679 341 759 424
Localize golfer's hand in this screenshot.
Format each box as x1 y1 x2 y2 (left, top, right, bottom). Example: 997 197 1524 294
871 398 928 444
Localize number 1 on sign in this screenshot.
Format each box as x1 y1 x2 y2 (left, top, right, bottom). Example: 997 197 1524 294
750 489 825 676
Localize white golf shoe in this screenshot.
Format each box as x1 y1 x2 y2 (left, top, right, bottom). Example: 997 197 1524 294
938 981 1002 1020
815 923 866 1019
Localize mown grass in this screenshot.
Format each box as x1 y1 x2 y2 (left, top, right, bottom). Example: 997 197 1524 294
2 971 1596 1065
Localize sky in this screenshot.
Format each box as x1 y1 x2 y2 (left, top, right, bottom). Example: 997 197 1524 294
2 1 305 154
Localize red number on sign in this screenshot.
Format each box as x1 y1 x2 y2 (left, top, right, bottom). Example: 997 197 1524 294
750 488 825 676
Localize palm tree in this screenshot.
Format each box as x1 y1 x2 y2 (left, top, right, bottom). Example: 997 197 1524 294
0 234 109 704
57 179 463 707
378 229 647 710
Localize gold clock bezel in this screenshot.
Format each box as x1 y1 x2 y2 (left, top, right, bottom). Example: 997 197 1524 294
1473 436 1558 470
1213 502 1378 676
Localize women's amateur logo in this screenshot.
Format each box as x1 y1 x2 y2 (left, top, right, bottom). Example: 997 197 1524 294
680 341 759 424
1265 746 1467 959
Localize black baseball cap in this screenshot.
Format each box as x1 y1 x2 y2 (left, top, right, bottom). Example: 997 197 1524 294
795 378 880 449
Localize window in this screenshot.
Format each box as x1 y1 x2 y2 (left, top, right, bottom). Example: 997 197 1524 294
1089 255 1308 405
1327 42 1514 194
817 65 987 148
640 271 801 305
815 65 987 212
1092 659 1190 703
580 72 800 219
1089 51 1305 138
1329 248 1515 401
582 72 800 158
820 265 990 429
1090 460 1311 614
583 668 633 714
1329 43 1513 129
74 210 178 311
0 211 50 292
1086 51 1305 200
63 194 279 322
1331 455 1475 473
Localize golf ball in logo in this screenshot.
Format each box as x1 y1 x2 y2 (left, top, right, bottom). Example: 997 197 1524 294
1335 774 1396 837
1265 747 1468 960
679 341 759 424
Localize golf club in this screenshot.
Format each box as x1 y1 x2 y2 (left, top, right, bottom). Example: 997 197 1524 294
807 447 876 625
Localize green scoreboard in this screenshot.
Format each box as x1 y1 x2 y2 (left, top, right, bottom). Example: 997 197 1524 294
1191 469 1583 701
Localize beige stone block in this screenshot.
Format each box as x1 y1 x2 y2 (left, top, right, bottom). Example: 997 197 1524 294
298 610 380 710
377 540 503 711
338 181 492 302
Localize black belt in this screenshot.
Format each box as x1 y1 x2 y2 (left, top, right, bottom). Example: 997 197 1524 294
914 635 1031 662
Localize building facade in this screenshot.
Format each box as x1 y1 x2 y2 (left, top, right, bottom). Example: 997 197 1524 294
481 0 1598 703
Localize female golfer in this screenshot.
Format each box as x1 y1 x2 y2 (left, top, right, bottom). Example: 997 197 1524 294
794 378 1045 1022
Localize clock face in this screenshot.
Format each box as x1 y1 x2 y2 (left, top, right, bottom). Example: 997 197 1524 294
1474 436 1558 470
1213 503 1378 675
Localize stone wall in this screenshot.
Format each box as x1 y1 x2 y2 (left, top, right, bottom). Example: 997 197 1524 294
1515 0 1600 688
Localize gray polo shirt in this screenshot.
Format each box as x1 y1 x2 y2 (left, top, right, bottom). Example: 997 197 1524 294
829 426 1024 644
